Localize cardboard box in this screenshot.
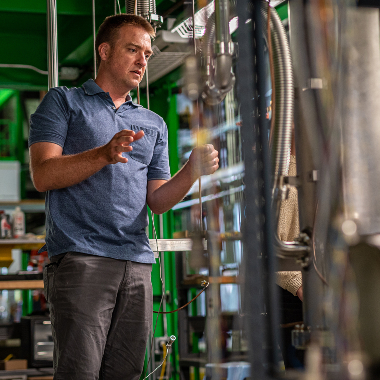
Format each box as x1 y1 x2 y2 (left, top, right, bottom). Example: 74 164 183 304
0 358 27 370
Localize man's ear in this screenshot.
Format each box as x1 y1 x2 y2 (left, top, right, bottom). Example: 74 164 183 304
98 42 111 61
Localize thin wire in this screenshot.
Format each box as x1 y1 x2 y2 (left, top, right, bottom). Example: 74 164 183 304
143 344 172 380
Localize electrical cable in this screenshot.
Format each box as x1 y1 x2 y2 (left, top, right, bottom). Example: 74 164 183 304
143 336 176 380
153 280 209 314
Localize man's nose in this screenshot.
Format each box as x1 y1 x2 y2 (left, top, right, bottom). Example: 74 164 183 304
136 52 147 67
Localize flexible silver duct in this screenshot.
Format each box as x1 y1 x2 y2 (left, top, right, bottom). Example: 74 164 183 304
126 0 156 18
260 4 293 187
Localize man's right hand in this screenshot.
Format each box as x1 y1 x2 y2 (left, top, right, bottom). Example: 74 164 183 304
102 129 145 164
30 129 145 192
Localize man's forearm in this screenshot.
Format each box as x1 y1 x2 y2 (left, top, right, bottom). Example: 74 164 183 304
31 146 108 192
148 162 196 214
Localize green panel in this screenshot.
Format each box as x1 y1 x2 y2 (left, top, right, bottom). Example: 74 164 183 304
21 252 33 316
275 2 288 21
0 33 47 69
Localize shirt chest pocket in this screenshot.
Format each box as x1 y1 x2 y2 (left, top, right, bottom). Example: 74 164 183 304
127 126 157 166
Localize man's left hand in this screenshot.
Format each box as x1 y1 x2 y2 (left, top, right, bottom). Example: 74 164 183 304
188 144 219 181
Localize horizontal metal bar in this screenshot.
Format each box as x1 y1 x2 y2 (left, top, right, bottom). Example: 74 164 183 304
0 238 204 253
150 238 204 252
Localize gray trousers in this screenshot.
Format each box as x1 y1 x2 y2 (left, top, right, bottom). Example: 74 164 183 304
44 252 153 380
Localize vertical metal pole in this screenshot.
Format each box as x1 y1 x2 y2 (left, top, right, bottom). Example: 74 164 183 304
146 65 150 110
92 0 97 78
236 0 266 377
114 0 117 15
289 0 324 332
192 0 203 230
254 2 282 373
47 0 59 89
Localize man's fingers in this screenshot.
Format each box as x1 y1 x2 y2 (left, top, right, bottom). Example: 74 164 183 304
204 157 219 167
116 145 133 153
115 129 136 137
132 130 145 141
203 150 218 160
117 136 134 145
113 153 128 163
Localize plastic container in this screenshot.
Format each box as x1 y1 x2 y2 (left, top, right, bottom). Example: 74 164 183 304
12 206 25 238
0 211 12 238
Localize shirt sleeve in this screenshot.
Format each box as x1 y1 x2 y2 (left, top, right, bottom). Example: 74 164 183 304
147 119 171 181
29 88 70 148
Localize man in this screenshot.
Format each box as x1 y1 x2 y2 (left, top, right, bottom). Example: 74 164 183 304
29 14 218 380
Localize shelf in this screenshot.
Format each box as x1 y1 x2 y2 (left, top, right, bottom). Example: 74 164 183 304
0 200 45 213
0 280 44 290
0 273 44 290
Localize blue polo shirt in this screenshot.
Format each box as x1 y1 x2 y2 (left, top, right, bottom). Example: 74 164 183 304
29 79 171 263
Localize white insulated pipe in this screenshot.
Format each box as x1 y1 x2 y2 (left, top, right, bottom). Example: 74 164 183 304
47 0 59 89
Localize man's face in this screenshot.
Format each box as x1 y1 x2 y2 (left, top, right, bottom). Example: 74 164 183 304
104 24 152 91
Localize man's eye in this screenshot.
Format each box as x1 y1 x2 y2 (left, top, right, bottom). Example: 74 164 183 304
129 48 136 53
146 55 151 60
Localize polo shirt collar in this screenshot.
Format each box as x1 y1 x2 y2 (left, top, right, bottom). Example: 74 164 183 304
82 79 142 107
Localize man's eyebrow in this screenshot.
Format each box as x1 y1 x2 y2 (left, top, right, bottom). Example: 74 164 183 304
127 43 153 55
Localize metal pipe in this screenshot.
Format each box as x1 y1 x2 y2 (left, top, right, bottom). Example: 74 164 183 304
215 0 229 54
191 0 203 231
47 0 59 89
92 0 97 78
289 0 325 333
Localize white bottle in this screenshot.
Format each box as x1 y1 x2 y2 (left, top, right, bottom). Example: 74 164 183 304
12 207 25 239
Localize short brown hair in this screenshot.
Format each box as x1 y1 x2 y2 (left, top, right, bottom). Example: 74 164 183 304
95 14 155 67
